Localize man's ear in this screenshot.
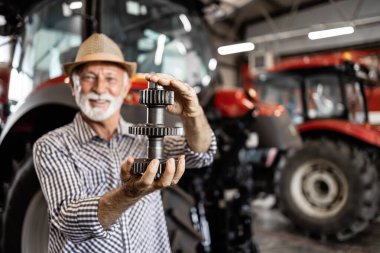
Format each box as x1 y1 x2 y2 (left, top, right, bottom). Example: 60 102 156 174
69 78 75 96
123 73 132 94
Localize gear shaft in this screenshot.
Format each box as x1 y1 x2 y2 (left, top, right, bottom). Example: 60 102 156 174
128 82 183 178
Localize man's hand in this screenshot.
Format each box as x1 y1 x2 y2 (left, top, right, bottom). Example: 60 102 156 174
120 155 186 199
145 73 202 118
145 72 213 153
98 155 185 229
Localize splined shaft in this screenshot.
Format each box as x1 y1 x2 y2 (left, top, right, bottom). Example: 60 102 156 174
128 82 183 178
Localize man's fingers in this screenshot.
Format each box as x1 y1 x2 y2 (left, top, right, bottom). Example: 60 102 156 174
141 159 160 184
156 158 176 188
145 73 189 93
145 73 173 84
120 156 134 181
171 155 185 185
126 155 184 191
168 79 192 93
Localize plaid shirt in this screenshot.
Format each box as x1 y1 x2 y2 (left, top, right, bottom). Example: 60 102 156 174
33 113 216 253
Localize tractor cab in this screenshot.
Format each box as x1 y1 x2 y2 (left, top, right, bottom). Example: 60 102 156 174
0 0 216 128
250 50 380 126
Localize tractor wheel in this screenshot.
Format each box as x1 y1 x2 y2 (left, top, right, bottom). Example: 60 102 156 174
1 156 202 253
274 138 379 241
1 157 49 253
162 186 202 253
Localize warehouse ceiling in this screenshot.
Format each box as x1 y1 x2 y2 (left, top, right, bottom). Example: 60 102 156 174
201 0 330 39
202 0 380 56
1 0 379 56
203 0 327 27
0 0 333 37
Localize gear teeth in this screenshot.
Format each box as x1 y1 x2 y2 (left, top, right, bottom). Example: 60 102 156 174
129 125 183 136
139 90 174 105
132 158 166 179
130 82 184 180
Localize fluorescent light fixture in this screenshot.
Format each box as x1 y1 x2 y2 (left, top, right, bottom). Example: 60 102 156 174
0 15 6 26
308 26 354 40
179 14 192 32
217 42 255 55
154 34 167 65
69 1 82 10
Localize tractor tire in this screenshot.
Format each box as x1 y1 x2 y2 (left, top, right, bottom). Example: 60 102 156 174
1 157 201 253
162 186 202 253
274 138 379 241
1 157 49 253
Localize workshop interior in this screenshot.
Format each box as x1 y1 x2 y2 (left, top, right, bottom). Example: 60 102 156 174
1 0 380 252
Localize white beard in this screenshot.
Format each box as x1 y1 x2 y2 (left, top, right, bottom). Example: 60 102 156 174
74 87 125 122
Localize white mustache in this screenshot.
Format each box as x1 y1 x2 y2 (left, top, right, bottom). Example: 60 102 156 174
85 92 115 102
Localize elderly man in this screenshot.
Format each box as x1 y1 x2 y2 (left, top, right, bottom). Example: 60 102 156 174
33 33 216 252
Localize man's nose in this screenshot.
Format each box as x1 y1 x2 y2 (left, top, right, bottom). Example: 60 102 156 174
92 76 108 93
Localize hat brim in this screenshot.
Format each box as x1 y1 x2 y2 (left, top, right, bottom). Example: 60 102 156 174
62 53 137 77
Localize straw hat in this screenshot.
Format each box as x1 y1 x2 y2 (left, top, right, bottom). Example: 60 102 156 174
62 33 137 77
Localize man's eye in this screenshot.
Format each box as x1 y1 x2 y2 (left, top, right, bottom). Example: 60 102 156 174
106 77 117 83
82 75 96 81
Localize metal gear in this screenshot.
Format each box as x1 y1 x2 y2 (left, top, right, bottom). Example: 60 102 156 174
139 89 174 105
129 125 183 136
132 158 168 179
128 81 183 179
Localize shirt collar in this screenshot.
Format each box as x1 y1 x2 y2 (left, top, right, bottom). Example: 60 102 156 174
73 113 135 144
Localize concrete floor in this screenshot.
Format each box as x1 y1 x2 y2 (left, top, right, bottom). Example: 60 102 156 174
252 197 380 253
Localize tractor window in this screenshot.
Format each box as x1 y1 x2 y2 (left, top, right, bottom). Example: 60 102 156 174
100 0 215 92
254 74 303 124
305 74 344 119
343 78 365 123
8 0 81 110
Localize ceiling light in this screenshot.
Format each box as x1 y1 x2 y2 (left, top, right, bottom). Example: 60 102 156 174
308 26 354 40
217 42 255 55
69 1 82 10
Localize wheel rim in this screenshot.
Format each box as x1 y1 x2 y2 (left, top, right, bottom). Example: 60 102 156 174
290 159 348 218
21 190 49 253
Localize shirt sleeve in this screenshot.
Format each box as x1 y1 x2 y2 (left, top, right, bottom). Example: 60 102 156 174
163 131 217 168
33 136 112 243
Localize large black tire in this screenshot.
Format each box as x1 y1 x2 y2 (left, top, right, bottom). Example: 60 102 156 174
162 186 202 253
274 138 379 241
1 156 202 253
1 157 49 253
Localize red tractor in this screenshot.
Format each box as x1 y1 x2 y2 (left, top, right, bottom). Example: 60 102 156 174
247 50 380 241
0 0 301 252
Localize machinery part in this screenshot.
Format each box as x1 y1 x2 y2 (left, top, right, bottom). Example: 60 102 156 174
128 82 183 178
129 125 183 137
139 89 174 105
162 186 202 253
275 138 379 241
132 158 166 179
